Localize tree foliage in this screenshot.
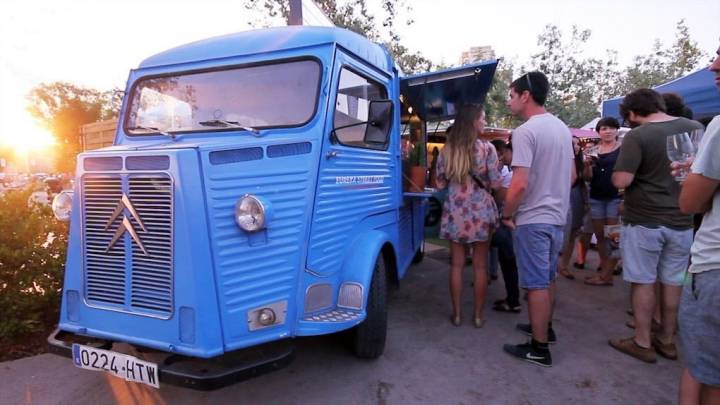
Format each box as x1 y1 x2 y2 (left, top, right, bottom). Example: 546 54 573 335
523 20 707 127
0 186 68 341
485 62 522 128
27 82 120 172
618 19 706 94
244 0 434 73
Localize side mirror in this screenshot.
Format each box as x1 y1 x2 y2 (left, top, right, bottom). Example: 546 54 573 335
364 100 393 145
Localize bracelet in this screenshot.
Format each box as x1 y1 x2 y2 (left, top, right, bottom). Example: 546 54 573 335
501 215 513 221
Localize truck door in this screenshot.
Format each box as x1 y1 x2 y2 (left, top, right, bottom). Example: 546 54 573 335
306 50 396 276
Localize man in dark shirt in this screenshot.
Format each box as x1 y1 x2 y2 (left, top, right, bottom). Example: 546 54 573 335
609 88 703 364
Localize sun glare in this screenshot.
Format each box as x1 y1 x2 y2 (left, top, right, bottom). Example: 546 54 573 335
0 117 56 154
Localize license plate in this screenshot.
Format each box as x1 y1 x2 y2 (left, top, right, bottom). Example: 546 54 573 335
72 344 160 388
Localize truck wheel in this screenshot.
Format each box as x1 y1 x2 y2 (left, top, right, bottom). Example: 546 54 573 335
352 255 387 359
412 243 424 264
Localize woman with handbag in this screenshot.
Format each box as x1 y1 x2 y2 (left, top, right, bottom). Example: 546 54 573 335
436 104 502 327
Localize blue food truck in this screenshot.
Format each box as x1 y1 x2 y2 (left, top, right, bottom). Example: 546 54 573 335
48 26 497 389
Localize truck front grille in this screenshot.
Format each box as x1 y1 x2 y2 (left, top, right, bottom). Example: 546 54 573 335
82 173 174 317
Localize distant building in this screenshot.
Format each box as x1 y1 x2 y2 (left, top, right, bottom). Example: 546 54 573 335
459 46 496 65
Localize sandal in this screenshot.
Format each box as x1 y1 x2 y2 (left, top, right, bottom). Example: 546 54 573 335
473 317 485 328
558 268 575 280
450 314 461 327
584 276 613 286
625 319 662 333
492 300 521 313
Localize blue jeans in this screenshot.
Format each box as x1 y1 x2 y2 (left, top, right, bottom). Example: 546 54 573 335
513 224 564 290
492 224 519 306
589 197 621 220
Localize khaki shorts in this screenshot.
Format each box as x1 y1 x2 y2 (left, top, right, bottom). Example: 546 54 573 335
620 224 692 286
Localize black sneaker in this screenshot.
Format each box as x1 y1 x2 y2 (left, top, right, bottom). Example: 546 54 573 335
516 323 557 344
503 342 552 367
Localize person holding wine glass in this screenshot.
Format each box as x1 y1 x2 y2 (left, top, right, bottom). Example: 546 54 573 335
675 44 720 405
608 88 704 364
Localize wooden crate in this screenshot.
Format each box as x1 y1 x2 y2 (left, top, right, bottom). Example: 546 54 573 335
80 119 117 151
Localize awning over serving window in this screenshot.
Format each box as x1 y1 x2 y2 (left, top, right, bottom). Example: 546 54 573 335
400 59 499 122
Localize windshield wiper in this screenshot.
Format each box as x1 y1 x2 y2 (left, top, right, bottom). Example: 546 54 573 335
198 120 261 135
127 125 176 140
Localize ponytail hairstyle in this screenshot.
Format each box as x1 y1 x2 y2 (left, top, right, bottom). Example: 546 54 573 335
442 104 484 184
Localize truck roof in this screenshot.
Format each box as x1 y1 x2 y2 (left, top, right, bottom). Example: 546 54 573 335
138 26 394 72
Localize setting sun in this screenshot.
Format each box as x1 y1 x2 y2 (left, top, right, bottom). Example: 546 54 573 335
0 114 56 154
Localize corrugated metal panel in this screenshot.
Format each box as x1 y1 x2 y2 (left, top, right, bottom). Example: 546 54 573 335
204 163 310 322
128 175 173 314
83 176 126 305
307 148 393 274
82 170 174 318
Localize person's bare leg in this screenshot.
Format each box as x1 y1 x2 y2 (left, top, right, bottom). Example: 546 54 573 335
528 288 551 342
595 257 619 282
700 385 720 405
449 242 466 319
592 218 609 271
654 281 663 325
596 218 619 281
658 283 682 344
472 241 489 321
559 229 579 272
549 280 557 316
576 233 590 266
632 283 656 347
680 368 701 405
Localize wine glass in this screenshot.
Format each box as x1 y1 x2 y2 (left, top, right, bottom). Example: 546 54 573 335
666 133 695 182
688 128 705 149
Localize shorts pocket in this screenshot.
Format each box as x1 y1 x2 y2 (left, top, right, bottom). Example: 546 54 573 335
631 225 663 253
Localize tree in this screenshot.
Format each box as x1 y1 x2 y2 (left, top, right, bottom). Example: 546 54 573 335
26 83 120 172
521 20 707 128
484 62 522 128
524 25 622 127
617 19 707 95
244 0 435 73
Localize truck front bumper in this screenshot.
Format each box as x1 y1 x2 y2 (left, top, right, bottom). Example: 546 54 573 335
47 328 294 390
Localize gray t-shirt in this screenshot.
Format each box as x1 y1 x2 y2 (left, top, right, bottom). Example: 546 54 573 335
511 113 573 226
689 116 720 274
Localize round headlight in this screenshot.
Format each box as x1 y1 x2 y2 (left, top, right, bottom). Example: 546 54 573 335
234 194 265 232
52 191 73 222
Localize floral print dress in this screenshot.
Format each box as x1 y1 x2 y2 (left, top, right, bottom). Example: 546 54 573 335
436 140 502 243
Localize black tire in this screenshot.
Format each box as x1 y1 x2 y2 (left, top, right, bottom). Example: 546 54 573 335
352 255 388 359
412 243 424 264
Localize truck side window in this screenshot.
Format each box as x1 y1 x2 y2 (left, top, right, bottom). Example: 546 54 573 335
333 68 388 150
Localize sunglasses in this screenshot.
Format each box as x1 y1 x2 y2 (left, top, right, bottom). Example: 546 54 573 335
524 73 533 95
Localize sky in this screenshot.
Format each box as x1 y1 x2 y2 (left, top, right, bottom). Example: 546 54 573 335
0 0 718 152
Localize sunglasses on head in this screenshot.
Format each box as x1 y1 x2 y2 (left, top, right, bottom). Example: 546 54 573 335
524 73 533 95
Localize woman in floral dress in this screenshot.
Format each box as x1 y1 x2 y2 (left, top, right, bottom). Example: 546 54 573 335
436 104 502 327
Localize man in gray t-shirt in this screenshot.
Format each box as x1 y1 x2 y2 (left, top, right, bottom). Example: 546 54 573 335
501 71 576 368
676 46 720 401
511 114 573 225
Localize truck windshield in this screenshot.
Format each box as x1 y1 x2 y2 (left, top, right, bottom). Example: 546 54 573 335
125 59 321 135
